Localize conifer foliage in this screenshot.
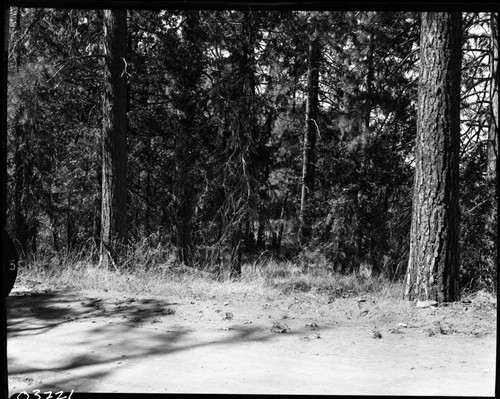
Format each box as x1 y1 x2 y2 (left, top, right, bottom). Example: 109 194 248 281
5 9 497 293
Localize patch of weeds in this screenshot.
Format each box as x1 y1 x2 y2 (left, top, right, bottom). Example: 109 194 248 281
260 260 302 281
275 276 312 294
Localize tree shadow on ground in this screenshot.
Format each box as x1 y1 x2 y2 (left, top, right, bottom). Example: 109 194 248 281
6 288 180 337
7 288 331 393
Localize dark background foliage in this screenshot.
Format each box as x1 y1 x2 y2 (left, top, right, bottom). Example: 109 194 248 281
5 9 497 293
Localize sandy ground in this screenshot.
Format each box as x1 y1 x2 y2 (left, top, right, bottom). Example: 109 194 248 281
6 285 497 396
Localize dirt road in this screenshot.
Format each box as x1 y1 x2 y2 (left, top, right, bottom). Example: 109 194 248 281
7 287 497 396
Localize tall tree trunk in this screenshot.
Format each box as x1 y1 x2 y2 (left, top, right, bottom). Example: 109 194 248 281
298 20 321 245
228 11 257 279
356 28 375 274
100 9 128 269
487 13 499 182
12 9 36 257
404 12 462 303
486 12 499 285
173 11 204 267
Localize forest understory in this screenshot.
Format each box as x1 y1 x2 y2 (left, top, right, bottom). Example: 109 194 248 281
4 9 498 308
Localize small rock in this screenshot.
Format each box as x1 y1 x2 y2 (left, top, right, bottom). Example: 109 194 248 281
301 333 321 340
271 322 290 333
372 330 382 339
223 312 234 320
437 326 447 335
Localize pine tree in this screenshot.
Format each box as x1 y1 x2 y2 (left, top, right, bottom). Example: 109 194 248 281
100 9 128 269
404 12 462 302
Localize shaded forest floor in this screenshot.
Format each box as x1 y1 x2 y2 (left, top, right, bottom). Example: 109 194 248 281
7 265 497 396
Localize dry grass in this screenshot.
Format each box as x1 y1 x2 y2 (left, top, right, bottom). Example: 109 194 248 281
14 245 494 311
16 245 405 304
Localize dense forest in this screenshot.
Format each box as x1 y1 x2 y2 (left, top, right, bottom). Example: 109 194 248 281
5 9 498 297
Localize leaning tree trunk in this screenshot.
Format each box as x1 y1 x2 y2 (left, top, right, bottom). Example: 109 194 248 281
404 12 462 303
100 9 128 270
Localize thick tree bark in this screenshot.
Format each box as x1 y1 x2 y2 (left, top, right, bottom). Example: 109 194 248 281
404 12 462 303
100 10 128 269
298 20 321 245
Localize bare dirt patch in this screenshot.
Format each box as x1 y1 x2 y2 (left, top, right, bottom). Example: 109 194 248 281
7 285 497 396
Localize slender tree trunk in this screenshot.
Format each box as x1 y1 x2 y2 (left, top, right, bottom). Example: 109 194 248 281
299 21 321 245
228 11 256 279
13 125 26 253
486 12 499 285
100 10 128 269
93 158 102 249
66 191 76 250
487 13 499 182
11 10 35 257
404 12 462 303
356 29 375 273
173 12 205 267
144 156 151 237
173 118 196 267
13 123 37 256
175 158 195 266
